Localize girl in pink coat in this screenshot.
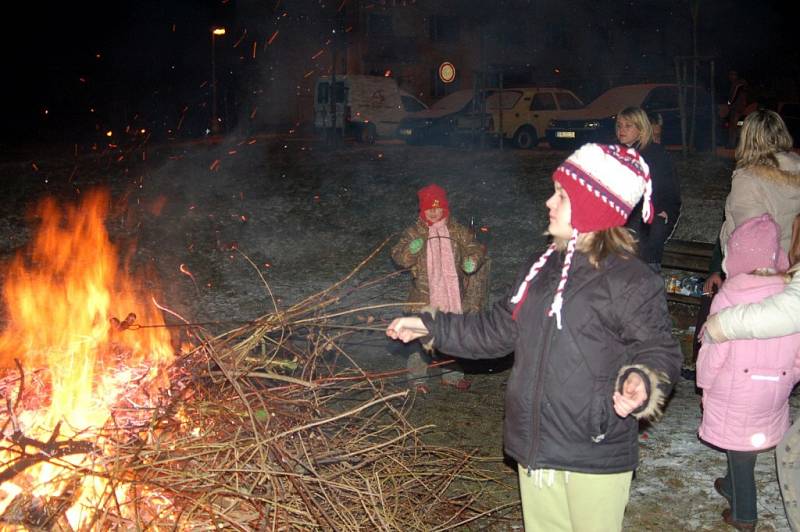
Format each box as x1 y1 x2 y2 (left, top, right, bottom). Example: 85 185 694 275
698 213 800 530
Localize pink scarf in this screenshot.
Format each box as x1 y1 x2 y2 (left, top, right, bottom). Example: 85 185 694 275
426 219 462 314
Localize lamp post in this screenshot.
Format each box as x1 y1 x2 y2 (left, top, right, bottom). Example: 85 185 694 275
211 27 226 134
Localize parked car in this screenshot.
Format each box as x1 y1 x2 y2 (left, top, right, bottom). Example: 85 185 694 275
396 90 477 145
313 75 427 143
454 88 584 149
545 83 715 150
400 92 428 114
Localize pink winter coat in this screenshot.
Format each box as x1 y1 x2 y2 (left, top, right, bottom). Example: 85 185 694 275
698 273 800 452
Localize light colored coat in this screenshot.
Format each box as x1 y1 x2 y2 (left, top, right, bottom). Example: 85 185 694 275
719 151 800 272
713 272 800 340
698 273 800 452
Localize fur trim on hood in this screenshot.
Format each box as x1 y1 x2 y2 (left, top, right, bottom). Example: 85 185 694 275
741 165 800 186
737 151 800 187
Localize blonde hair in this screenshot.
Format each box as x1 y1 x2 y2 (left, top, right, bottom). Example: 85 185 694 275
735 110 794 169
617 107 653 150
583 227 637 267
555 227 637 267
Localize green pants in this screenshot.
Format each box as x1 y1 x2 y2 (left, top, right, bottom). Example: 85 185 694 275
518 465 633 531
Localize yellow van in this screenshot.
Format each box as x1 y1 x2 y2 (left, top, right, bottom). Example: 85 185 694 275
484 87 584 149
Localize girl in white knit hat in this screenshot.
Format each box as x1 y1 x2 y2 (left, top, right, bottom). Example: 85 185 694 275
387 143 682 531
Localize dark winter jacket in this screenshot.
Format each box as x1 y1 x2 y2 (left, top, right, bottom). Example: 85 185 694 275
421 249 682 474
627 142 681 264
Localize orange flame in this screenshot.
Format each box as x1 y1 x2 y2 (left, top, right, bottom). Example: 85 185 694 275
0 189 173 526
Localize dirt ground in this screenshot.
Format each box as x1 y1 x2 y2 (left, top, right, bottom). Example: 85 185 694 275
0 133 794 530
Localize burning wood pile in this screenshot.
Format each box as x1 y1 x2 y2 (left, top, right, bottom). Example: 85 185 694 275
0 191 514 530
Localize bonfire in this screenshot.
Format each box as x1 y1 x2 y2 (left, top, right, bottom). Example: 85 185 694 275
0 190 515 530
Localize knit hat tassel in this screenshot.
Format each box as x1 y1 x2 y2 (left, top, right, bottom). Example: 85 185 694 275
510 244 556 321
641 178 654 224
547 229 578 330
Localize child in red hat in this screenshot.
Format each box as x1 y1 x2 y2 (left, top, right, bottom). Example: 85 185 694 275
388 145 681 529
390 184 486 393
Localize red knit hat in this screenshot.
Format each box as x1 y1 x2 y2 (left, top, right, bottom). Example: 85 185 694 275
553 143 653 231
417 184 450 225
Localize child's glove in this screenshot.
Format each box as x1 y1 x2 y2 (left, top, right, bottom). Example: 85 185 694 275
409 238 424 254
463 257 476 273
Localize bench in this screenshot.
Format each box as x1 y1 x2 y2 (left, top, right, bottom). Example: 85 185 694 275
661 239 715 306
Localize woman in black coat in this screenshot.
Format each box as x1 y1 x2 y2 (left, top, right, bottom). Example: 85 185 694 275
617 107 681 271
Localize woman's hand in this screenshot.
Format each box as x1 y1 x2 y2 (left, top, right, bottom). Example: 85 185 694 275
702 313 728 344
613 372 647 418
703 272 724 295
386 317 429 343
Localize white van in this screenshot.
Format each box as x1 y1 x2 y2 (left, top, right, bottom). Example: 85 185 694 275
313 75 426 143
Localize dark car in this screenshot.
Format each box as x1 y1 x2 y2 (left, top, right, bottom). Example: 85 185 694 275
397 90 477 145
545 83 715 150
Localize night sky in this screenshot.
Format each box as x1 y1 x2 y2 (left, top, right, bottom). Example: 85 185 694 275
5 0 798 145
8 1 226 142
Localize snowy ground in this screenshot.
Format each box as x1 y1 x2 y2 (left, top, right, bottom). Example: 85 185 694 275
0 134 794 530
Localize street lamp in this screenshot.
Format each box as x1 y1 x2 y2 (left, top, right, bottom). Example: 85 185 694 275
211 27 226 134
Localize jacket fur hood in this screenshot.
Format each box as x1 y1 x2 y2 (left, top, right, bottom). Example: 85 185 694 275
737 151 800 187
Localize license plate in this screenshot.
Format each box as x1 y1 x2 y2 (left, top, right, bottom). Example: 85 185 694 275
398 128 413 136
556 131 576 138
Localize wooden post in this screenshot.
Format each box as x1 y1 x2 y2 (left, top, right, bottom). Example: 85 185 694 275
479 27 486 150
674 58 688 158
683 61 689 156
690 57 698 149
475 72 486 150
498 71 504 152
329 53 337 147
710 59 717 153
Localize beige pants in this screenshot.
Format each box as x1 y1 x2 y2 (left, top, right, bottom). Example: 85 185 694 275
518 465 632 531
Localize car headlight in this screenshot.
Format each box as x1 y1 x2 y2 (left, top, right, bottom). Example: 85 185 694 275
584 120 600 129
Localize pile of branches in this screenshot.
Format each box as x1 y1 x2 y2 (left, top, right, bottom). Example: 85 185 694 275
0 245 517 530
